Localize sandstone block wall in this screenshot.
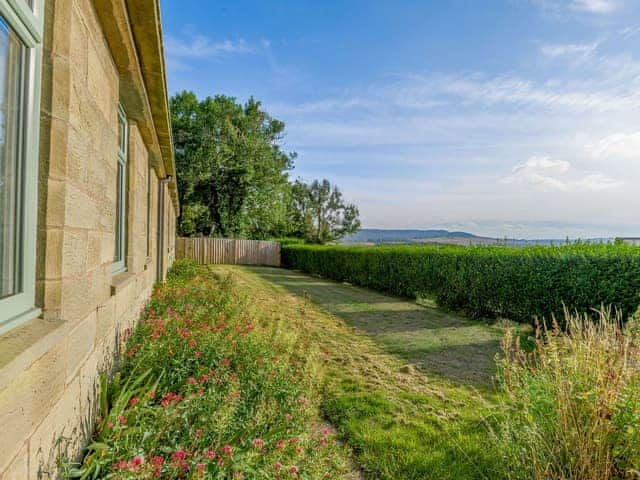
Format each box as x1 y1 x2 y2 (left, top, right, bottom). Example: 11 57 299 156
0 0 177 477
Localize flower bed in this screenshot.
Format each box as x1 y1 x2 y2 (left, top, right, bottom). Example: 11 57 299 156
70 260 348 479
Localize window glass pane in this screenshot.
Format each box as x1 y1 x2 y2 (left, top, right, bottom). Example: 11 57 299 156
114 161 123 262
0 18 25 299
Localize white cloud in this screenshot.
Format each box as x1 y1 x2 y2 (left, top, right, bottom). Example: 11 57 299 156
570 0 620 13
530 0 622 16
166 36 254 59
504 156 622 192
586 132 640 159
540 42 599 59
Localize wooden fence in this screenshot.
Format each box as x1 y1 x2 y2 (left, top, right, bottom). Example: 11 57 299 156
176 237 281 266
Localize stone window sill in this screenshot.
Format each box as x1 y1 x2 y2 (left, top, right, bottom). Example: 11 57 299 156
111 271 135 296
0 315 67 393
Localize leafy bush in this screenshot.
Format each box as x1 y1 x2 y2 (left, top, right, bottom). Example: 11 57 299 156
165 258 200 282
282 243 640 324
491 311 640 479
70 263 347 479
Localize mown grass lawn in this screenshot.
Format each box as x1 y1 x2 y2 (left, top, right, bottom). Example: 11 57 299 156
219 266 530 479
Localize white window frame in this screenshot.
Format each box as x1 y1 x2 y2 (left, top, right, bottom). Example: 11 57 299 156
113 105 128 275
0 0 44 335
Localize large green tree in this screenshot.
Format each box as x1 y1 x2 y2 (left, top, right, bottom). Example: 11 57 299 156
171 91 295 238
289 178 360 243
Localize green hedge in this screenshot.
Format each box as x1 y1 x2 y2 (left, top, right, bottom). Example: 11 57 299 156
282 243 640 324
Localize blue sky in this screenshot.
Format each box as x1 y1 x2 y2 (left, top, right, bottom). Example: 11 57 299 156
161 0 640 239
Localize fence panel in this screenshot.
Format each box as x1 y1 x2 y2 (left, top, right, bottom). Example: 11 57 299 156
176 238 281 266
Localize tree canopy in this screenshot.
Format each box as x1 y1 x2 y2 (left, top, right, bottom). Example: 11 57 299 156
289 179 361 243
171 91 294 238
170 91 360 243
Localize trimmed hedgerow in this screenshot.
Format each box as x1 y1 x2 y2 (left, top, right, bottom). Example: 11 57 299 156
282 243 640 324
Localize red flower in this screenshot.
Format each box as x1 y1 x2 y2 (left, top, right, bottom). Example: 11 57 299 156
251 438 265 450
172 450 187 462
187 377 198 385
204 450 216 459
221 445 233 457
151 456 165 467
118 415 127 426
274 462 283 470
290 465 299 475
195 351 202 358
196 463 206 472
130 456 143 468
188 339 197 348
128 396 139 408
113 460 128 470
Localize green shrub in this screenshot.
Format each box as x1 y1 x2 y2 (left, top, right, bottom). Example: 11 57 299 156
282 243 640 324
166 258 200 282
70 266 347 479
491 311 640 480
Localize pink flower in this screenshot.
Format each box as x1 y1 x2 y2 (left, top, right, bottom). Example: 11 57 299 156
189 339 197 348
221 445 233 457
285 413 293 422
151 456 165 467
187 377 198 385
172 450 187 462
113 460 128 470
252 438 265 450
274 462 283 470
130 456 143 468
128 397 139 408
118 415 127 425
204 450 216 459
290 465 299 475
276 440 285 450
196 463 206 472
297 396 308 405
321 426 330 436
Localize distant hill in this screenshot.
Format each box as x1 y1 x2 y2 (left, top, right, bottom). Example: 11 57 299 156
341 229 613 247
341 229 492 245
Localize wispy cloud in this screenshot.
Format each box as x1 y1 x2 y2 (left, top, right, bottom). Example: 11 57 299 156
586 131 640 160
166 36 254 59
530 0 622 16
504 156 621 192
540 41 599 59
165 34 260 71
570 0 620 14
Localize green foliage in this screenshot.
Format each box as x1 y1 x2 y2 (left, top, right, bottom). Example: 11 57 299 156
490 311 640 480
288 178 360 244
282 243 640 324
171 91 295 239
70 264 348 479
165 258 199 282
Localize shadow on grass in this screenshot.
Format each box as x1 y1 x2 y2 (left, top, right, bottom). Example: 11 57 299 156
245 266 504 389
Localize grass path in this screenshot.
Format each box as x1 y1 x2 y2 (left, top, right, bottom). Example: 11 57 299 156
215 265 515 479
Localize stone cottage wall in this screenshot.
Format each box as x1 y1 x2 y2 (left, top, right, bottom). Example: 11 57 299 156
0 0 177 477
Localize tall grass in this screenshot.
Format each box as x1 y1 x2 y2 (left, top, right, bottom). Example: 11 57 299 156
68 260 349 479
492 310 640 480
